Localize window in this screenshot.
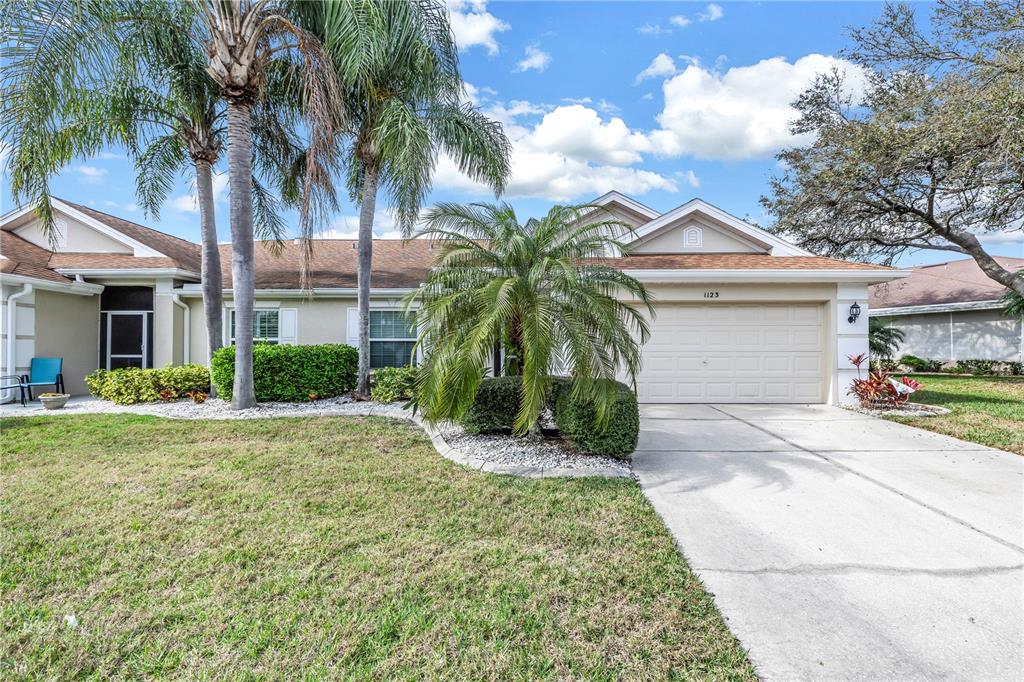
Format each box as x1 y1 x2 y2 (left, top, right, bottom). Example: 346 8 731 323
230 309 280 344
369 310 416 368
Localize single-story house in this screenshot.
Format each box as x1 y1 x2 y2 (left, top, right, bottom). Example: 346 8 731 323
869 257 1024 363
1 192 906 404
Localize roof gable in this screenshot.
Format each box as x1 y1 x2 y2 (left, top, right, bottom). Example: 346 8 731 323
624 199 811 256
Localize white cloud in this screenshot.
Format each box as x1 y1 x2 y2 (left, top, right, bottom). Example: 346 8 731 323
433 101 676 202
515 45 551 73
650 54 867 160
94 151 124 160
446 0 509 55
635 53 677 83
700 3 724 22
636 23 671 37
170 171 228 213
74 165 108 183
103 200 138 213
321 210 405 239
680 170 701 188
669 15 691 28
981 229 1024 244
642 92 655 101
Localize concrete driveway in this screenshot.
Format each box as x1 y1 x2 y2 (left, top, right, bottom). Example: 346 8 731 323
634 404 1024 681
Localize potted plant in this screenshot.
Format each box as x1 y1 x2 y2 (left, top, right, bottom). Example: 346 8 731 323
38 392 70 410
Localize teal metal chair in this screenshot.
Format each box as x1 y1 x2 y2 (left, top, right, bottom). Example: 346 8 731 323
22 357 64 400
0 375 26 405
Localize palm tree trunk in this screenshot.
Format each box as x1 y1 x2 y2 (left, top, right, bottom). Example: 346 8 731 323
357 163 379 395
194 158 223 395
225 101 257 409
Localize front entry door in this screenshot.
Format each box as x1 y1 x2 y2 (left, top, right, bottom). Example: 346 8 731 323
107 312 148 369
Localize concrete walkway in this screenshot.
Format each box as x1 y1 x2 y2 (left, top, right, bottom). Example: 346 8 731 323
634 404 1024 681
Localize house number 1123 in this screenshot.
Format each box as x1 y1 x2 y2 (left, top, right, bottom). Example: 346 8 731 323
703 291 720 299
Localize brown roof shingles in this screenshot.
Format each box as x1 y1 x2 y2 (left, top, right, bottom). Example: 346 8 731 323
869 257 1024 308
220 239 441 289
62 201 202 271
0 231 71 283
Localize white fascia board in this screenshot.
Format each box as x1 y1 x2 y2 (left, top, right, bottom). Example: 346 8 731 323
869 299 1006 316
0 272 104 295
622 268 911 284
625 199 813 256
49 198 166 257
54 267 200 279
175 287 417 298
590 191 661 220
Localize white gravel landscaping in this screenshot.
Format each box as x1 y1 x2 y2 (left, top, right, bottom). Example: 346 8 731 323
3 395 632 478
436 423 632 475
847 403 952 418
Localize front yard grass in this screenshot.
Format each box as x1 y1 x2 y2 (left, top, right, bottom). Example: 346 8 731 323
886 374 1024 454
0 414 754 680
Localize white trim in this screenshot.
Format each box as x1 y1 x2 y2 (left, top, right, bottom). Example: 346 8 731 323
171 295 190 364
0 273 104 296
55 267 200 279
625 199 813 256
3 199 166 257
589 191 661 221
868 299 1006 317
621 268 910 284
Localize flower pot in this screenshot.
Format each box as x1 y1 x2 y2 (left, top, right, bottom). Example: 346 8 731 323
39 394 70 410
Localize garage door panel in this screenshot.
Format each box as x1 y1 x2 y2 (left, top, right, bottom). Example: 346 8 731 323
635 303 826 404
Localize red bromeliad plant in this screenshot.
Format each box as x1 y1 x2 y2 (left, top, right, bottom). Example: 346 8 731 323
847 354 922 408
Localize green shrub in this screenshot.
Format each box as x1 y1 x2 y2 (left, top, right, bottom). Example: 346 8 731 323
552 379 640 460
461 376 522 434
84 365 210 405
211 343 358 402
898 355 942 372
370 365 418 404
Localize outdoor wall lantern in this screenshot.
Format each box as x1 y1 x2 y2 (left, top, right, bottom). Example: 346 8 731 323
848 302 862 324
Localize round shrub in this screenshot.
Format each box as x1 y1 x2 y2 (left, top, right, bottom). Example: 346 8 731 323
84 365 210 405
211 343 357 402
370 365 418 403
552 379 640 460
461 376 522 434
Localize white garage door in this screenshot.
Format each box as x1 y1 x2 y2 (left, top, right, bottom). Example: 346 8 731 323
635 303 826 403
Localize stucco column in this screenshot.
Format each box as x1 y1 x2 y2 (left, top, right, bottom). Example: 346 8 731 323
153 279 180 367
835 283 870 405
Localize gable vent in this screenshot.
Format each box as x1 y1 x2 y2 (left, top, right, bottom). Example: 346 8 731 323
683 225 703 249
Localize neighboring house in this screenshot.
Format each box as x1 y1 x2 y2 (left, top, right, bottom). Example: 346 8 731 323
1 192 906 404
869 258 1024 363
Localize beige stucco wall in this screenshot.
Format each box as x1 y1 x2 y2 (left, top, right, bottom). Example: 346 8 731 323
14 214 132 253
631 220 761 254
32 289 100 395
876 309 1023 362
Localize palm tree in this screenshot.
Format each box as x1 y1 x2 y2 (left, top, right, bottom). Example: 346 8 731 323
1 0 300 385
310 0 511 395
192 0 343 408
406 202 654 435
869 317 905 360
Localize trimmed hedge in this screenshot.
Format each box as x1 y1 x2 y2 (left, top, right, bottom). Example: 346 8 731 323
370 365 418 403
460 375 640 459
553 379 640 460
461 376 522 434
85 365 210 405
898 355 943 373
211 343 358 402
897 355 1024 376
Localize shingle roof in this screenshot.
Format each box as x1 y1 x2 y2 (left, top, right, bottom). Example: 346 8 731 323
0 231 71 283
61 201 202 271
869 257 1024 308
592 254 894 271
218 239 442 289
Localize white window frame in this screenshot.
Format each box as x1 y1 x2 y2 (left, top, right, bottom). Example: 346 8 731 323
227 308 282 345
369 308 419 368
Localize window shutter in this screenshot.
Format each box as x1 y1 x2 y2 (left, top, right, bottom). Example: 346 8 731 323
278 308 297 344
346 307 359 346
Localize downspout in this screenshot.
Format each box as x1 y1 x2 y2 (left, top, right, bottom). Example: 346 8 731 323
171 295 190 365
4 284 33 403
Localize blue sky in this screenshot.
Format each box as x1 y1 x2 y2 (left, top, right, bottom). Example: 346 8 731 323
2 1 1020 265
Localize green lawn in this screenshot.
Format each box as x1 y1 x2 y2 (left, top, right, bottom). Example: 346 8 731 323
886 374 1024 454
0 414 753 680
